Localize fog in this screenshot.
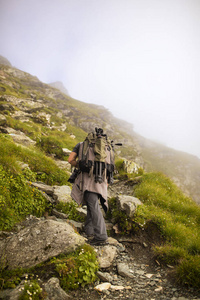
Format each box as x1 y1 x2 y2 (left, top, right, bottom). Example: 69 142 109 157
0 0 200 158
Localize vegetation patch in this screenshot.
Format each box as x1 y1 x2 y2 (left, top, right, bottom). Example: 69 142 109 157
0 165 48 230
133 172 200 287
55 202 85 222
51 244 99 290
0 244 98 295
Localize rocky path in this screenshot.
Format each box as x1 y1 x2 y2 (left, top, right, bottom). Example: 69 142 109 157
67 231 200 300
67 180 200 300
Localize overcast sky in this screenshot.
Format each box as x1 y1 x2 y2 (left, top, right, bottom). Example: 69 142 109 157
0 0 200 158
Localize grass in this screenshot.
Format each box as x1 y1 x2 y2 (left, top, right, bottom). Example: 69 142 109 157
0 134 69 185
133 172 200 287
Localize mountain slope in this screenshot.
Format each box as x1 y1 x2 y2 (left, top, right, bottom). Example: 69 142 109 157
0 57 199 204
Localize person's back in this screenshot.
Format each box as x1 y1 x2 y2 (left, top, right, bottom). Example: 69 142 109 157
68 128 111 245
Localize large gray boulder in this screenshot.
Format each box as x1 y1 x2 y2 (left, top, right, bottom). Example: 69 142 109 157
0 219 86 270
117 195 142 218
53 185 72 203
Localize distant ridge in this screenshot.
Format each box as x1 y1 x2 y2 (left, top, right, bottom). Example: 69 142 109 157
0 55 12 67
49 81 70 96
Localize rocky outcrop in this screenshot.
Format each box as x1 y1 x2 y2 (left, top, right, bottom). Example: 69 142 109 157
117 195 142 217
123 159 139 174
0 218 86 270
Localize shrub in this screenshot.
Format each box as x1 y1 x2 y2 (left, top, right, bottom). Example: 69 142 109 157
0 165 47 230
176 255 200 287
55 202 85 222
52 244 99 290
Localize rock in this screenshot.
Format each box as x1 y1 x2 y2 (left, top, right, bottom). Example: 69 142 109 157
0 280 26 300
31 182 54 196
54 159 71 171
155 286 163 292
0 219 86 269
97 245 117 268
117 263 134 278
0 114 7 126
107 237 122 246
6 128 36 146
67 219 83 231
44 277 71 299
116 195 142 217
62 148 71 155
53 185 72 203
76 207 87 218
97 271 113 282
94 282 111 292
110 285 125 290
123 159 139 173
52 208 68 219
17 161 29 170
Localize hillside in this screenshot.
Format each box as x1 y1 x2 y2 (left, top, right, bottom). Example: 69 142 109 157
0 57 199 204
0 57 200 298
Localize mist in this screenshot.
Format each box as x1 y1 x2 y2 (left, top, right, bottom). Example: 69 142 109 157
0 0 200 158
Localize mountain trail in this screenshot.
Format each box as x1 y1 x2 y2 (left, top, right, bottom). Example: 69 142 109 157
67 181 200 300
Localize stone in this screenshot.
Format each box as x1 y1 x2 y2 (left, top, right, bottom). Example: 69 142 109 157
31 182 54 196
0 219 86 269
97 245 117 268
123 159 139 173
155 286 163 292
53 185 72 203
94 282 111 292
52 208 68 219
117 195 142 217
62 148 71 155
44 277 71 299
0 114 6 126
110 285 125 290
97 271 113 282
7 128 36 146
0 280 25 300
76 207 87 218
117 263 135 278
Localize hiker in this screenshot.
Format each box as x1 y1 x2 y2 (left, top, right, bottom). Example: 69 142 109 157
68 128 114 246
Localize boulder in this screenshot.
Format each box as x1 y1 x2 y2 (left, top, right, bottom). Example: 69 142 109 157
97 245 117 268
123 159 139 174
117 262 134 278
44 277 71 300
0 219 86 270
6 127 36 146
62 148 72 155
31 182 54 196
53 185 72 203
117 195 142 218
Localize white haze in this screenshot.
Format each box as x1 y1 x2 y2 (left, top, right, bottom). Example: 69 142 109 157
0 0 200 158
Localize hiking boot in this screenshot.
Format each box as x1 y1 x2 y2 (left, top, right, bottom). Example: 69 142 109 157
89 238 108 246
87 234 94 241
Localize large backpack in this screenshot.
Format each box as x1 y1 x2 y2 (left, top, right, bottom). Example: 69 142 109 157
78 128 115 184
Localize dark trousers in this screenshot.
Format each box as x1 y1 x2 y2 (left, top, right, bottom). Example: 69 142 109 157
84 191 108 241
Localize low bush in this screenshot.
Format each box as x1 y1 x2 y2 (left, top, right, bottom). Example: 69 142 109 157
51 244 99 290
55 202 85 222
0 165 47 230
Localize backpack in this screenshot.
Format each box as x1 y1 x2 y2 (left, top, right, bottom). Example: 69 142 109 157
78 128 115 184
